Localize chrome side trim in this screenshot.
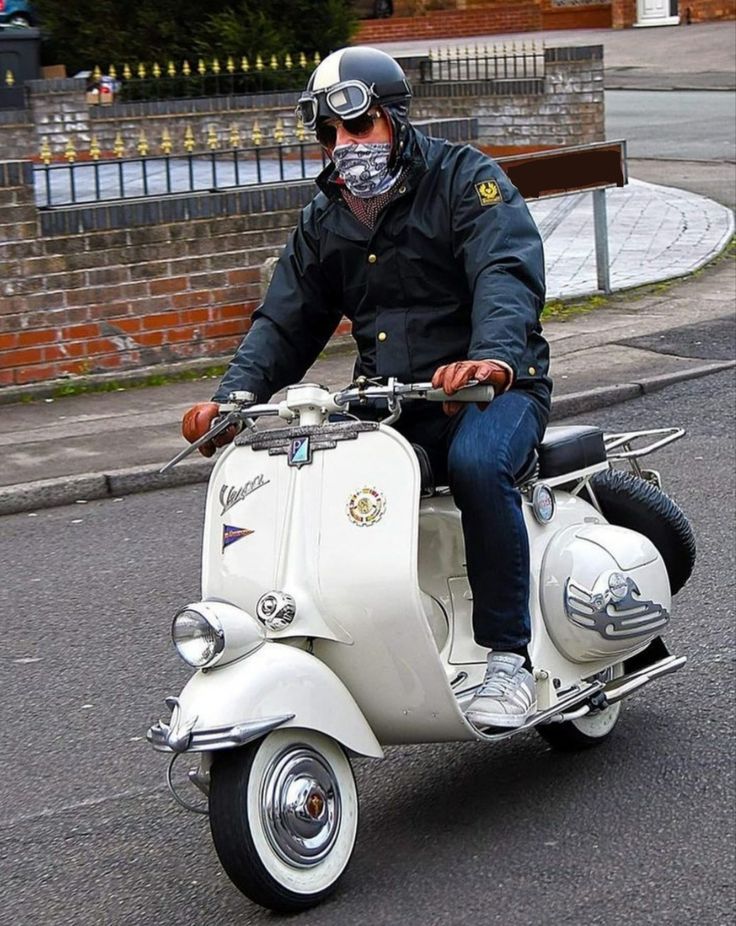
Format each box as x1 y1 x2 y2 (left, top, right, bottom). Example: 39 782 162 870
147 708 295 753
603 654 686 704
475 680 604 742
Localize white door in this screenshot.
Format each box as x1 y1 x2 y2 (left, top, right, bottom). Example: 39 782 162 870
637 0 679 26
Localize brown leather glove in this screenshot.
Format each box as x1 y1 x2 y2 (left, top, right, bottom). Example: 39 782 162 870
181 402 236 458
431 360 512 416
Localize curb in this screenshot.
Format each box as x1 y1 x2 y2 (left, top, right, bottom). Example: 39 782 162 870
1 360 733 518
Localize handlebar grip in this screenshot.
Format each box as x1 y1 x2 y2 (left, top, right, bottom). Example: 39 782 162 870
425 384 495 403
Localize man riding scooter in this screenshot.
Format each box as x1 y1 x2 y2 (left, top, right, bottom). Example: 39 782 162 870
182 46 551 730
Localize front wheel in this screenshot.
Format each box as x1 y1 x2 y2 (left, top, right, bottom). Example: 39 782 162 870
209 729 359 913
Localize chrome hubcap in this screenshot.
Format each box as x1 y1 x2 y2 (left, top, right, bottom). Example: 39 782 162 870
261 746 341 867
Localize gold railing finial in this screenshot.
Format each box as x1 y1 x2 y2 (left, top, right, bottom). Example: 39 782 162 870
161 128 173 155
285 53 293 70
184 124 195 152
226 56 235 74
270 54 278 70
207 124 218 150
241 56 250 72
294 119 306 143
39 137 52 166
256 54 264 71
137 62 146 79
93 64 102 81
251 120 263 146
229 123 241 149
274 118 285 144
64 138 76 163
182 60 191 77
109 64 117 79
136 129 149 156
5 69 15 87
212 57 221 75
90 135 101 160
167 60 176 78
123 63 132 80
152 62 161 78
197 58 206 76
113 131 125 158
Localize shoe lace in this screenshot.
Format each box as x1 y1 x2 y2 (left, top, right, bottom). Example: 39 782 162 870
477 668 520 699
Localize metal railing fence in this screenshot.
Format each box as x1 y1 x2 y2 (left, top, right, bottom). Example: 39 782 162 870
423 44 545 83
35 142 329 208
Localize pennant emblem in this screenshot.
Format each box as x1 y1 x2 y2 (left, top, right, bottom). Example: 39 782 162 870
288 436 312 468
222 524 254 551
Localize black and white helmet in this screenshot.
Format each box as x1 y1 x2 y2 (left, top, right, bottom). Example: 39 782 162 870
296 46 412 129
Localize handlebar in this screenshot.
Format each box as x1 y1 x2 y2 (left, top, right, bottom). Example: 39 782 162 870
161 379 494 473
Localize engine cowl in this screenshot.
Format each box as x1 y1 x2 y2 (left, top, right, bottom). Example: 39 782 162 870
540 524 672 663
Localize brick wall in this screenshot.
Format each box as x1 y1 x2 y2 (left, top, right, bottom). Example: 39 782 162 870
0 166 314 387
414 47 604 148
355 0 613 42
683 0 736 20
611 0 637 28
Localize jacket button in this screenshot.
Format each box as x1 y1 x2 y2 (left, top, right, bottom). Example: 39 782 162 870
377 331 387 341
398 186 407 194
529 366 536 375
368 253 377 264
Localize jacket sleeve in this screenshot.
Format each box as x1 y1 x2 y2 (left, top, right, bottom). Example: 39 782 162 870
212 202 342 403
449 147 545 380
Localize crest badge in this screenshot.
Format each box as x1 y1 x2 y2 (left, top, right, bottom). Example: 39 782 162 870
347 486 386 527
288 436 312 468
222 524 254 551
474 180 502 207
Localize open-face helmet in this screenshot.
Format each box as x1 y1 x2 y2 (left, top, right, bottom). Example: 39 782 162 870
296 46 412 149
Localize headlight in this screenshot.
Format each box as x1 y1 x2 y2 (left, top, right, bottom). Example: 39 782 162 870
172 607 224 668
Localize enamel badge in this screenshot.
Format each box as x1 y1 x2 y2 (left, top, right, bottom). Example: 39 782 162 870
288 436 312 467
347 487 386 527
475 180 502 207
222 524 254 551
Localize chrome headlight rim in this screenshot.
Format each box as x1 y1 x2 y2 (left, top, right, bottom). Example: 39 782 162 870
172 604 225 669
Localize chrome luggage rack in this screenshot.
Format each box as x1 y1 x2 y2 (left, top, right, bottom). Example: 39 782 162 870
603 427 685 485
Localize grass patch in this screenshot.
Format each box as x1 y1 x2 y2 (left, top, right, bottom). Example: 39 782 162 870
44 364 230 401
542 294 607 321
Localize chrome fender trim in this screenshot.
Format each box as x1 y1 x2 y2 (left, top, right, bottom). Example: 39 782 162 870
147 701 294 754
603 654 687 704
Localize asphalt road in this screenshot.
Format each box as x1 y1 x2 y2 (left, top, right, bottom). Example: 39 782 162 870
606 90 736 162
1 370 734 926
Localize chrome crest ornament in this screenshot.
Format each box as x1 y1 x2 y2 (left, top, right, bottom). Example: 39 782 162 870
256 591 296 631
288 436 312 468
564 571 670 640
347 486 386 527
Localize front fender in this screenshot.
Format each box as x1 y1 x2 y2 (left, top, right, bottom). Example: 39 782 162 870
150 641 384 758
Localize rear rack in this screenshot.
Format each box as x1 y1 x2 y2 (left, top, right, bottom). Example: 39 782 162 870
603 427 685 485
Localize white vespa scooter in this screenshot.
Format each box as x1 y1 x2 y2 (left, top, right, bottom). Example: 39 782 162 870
148 379 695 913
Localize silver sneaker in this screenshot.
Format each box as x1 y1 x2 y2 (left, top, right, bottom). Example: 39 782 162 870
465 653 537 728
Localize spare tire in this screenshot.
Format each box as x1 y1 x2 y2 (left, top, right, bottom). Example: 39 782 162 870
589 469 696 595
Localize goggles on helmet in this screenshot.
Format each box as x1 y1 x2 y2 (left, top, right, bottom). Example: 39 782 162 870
296 77 410 130
297 80 378 129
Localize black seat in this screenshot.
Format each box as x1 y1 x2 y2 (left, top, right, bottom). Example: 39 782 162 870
538 425 606 478
414 425 606 496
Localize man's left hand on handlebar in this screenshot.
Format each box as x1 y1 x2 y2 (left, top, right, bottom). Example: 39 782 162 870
182 402 237 457
432 360 513 416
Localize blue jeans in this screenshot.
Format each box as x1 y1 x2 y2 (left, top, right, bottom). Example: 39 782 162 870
395 390 548 650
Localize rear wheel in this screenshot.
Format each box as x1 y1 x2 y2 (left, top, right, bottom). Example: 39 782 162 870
209 729 358 913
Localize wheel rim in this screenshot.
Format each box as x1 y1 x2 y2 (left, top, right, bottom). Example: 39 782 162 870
261 746 342 867
572 665 623 737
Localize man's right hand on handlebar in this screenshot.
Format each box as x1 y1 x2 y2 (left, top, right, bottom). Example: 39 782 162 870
182 402 237 457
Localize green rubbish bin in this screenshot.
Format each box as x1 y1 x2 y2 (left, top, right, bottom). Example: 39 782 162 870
0 26 40 109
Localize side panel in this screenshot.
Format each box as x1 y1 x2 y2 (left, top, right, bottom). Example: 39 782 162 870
314 426 476 745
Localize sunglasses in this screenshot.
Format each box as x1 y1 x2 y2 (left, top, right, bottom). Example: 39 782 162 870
315 111 383 148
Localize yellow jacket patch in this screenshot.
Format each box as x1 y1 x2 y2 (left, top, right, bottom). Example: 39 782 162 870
475 180 502 207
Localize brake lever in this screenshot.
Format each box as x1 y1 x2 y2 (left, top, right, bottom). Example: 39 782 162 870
159 411 242 474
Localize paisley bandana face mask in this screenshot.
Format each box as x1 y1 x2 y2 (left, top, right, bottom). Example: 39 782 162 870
331 142 400 198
